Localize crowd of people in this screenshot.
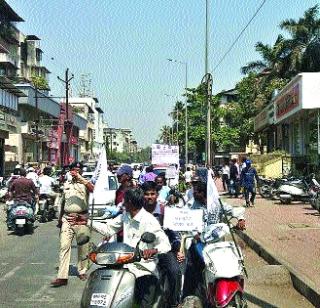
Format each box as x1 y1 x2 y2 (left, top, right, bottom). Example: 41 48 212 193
5 161 246 307
50 162 245 307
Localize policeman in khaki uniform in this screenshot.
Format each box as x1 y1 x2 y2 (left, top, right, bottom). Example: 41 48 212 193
51 162 94 287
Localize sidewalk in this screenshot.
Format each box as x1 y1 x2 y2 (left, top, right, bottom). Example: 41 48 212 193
215 178 320 306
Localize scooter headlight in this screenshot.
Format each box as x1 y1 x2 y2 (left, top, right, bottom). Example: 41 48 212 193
90 252 135 265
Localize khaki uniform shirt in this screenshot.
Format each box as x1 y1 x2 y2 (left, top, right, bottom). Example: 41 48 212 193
63 180 89 214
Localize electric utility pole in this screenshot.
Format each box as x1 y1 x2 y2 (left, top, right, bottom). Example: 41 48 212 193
58 68 74 164
35 86 39 163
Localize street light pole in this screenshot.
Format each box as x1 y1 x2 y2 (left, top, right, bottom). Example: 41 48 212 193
165 93 177 145
167 58 188 164
205 0 211 167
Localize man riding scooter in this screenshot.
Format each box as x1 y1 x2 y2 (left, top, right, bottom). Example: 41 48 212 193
7 168 38 229
141 181 184 307
183 180 246 298
90 188 171 307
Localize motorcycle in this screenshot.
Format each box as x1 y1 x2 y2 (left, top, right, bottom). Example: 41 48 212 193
181 223 247 308
38 194 56 223
275 174 320 204
7 201 35 235
258 177 275 199
81 232 165 308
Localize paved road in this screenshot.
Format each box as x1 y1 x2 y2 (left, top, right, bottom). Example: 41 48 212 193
0 206 313 308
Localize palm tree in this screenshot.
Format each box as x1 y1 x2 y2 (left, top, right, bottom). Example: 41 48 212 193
241 35 288 78
280 5 320 75
159 125 172 144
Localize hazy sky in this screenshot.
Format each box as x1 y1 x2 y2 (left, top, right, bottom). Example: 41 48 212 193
8 0 319 146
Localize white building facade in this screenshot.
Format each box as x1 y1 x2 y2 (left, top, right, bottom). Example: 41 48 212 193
68 97 105 161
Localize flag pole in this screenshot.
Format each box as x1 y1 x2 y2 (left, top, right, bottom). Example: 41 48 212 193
218 198 248 278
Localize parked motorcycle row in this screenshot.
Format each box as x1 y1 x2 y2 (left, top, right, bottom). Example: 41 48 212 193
258 173 320 211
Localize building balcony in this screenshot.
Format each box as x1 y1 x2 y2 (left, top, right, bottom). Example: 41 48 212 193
0 52 18 69
20 121 46 139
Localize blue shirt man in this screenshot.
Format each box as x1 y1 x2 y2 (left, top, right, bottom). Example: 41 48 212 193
240 160 259 206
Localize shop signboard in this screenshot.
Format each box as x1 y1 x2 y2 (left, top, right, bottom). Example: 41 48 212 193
151 144 179 165
275 82 301 121
275 82 300 121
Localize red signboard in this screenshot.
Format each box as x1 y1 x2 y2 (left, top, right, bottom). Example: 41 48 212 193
276 83 299 119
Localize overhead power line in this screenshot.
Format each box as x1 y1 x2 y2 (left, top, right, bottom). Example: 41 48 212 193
212 0 268 72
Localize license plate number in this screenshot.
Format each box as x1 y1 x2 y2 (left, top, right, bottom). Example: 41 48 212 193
16 219 26 225
90 293 111 307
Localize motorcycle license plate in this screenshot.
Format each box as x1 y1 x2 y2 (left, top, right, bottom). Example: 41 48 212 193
16 219 26 225
90 293 111 307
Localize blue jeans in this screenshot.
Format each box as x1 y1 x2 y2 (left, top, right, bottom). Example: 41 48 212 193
243 186 256 205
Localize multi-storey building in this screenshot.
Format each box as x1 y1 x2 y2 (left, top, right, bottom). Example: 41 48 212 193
0 2 50 86
0 1 23 80
68 97 105 161
104 127 138 154
1 1 87 169
0 77 26 175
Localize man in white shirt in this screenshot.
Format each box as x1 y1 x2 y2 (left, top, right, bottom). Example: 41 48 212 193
39 167 58 211
39 167 55 195
184 167 193 184
26 167 40 188
90 188 171 307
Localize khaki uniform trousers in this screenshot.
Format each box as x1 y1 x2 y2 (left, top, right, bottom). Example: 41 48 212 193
57 217 90 279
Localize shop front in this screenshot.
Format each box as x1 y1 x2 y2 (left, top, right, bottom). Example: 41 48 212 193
254 102 276 153
272 72 320 172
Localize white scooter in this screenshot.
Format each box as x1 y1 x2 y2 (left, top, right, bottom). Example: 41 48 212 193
182 223 247 308
276 174 320 204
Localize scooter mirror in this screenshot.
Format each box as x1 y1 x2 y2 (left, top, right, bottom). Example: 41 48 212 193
141 232 156 244
77 235 90 246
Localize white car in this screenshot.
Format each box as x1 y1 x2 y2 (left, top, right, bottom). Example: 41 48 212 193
83 171 119 216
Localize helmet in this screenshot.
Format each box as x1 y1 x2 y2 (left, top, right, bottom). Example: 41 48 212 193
117 164 133 177
245 159 252 165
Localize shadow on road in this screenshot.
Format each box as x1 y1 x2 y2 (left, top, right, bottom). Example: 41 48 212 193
245 292 278 308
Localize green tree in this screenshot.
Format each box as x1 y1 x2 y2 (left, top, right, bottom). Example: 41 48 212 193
31 75 49 90
280 5 320 75
241 35 288 78
159 125 172 144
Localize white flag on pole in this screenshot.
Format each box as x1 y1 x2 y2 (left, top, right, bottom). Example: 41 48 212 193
207 169 220 212
90 149 109 204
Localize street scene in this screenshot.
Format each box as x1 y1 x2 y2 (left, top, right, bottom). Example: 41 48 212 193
1 0 320 307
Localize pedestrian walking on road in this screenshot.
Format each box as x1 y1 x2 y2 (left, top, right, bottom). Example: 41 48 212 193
221 162 230 191
240 159 259 207
51 162 94 287
229 159 239 197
